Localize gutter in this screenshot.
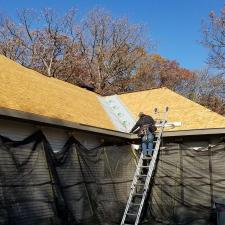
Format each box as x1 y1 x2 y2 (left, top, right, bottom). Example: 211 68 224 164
0 107 224 139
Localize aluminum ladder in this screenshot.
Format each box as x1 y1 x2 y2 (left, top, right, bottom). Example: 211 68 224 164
120 107 169 225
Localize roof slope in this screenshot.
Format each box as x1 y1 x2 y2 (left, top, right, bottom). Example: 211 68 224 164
119 88 225 131
0 55 225 133
0 55 114 130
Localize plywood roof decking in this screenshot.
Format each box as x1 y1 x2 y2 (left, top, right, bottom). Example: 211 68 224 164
0 55 225 133
0 55 114 130
119 88 225 131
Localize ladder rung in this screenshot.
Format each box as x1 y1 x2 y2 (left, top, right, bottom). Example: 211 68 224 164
142 157 152 160
133 193 143 196
140 166 150 168
143 155 153 158
130 203 140 206
126 213 137 216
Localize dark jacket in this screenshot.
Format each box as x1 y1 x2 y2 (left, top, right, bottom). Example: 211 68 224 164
130 114 155 133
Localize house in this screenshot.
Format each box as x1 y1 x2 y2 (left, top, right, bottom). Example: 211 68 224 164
0 55 224 225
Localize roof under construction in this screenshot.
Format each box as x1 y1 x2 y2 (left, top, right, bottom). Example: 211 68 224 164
0 55 114 130
1 55 225 133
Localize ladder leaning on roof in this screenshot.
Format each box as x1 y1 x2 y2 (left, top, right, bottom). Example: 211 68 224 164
120 107 169 225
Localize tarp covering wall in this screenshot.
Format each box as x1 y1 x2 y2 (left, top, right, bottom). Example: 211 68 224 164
55 137 135 224
0 132 59 225
0 131 135 225
148 142 225 225
0 130 225 225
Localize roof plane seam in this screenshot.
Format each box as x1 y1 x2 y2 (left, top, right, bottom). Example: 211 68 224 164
99 95 136 132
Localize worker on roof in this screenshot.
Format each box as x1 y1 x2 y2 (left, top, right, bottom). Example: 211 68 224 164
130 112 156 156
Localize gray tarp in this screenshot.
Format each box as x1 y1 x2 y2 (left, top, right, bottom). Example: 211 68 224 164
0 131 224 225
0 132 134 225
149 142 225 224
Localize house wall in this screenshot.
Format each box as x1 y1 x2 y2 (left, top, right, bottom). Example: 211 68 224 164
0 117 135 225
0 118 101 151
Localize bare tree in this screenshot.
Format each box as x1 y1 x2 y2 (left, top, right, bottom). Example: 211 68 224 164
0 8 150 93
180 68 225 115
76 8 149 94
201 4 225 74
0 8 84 80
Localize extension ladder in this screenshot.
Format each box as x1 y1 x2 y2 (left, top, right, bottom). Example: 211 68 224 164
120 107 169 225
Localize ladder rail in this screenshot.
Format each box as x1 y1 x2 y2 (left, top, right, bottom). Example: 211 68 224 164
121 107 168 225
120 152 145 224
134 118 167 225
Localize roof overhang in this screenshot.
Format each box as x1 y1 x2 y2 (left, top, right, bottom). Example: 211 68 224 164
162 128 225 137
0 107 224 140
0 107 131 139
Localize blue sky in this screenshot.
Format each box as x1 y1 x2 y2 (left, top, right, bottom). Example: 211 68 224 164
0 0 223 71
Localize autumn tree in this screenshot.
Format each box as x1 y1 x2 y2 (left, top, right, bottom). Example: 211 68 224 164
131 54 193 91
201 4 225 74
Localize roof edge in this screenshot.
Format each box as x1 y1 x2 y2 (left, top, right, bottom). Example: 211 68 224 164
163 128 225 137
0 107 224 139
117 87 167 96
0 107 131 139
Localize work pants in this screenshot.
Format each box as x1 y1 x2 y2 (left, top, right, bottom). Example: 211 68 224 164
141 132 154 155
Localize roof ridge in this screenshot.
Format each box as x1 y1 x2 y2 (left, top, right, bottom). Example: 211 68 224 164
116 87 167 96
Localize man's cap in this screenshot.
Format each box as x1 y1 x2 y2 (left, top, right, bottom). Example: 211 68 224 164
138 112 144 117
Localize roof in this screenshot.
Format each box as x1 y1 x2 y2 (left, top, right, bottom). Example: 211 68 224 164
119 88 225 131
0 55 225 135
0 55 114 130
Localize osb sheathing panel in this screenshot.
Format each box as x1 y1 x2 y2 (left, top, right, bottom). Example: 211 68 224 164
1 55 225 132
0 55 114 130
119 88 225 131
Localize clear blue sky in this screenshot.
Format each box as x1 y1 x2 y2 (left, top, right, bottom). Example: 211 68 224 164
0 0 223 71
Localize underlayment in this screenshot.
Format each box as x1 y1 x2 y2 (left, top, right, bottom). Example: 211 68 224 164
98 95 136 132
0 131 224 225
